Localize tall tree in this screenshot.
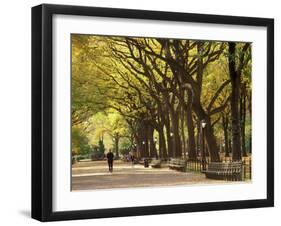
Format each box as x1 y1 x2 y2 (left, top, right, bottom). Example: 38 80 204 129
228 42 250 161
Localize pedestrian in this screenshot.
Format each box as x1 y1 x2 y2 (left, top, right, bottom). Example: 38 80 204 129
130 154 135 167
107 150 114 172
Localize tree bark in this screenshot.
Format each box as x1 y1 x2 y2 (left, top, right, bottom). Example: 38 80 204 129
228 42 242 161
186 89 196 160
137 122 149 157
196 119 200 158
204 116 220 161
228 135 232 154
144 123 149 157
222 114 230 157
164 112 173 157
180 106 186 159
240 83 247 157
148 124 157 158
170 109 182 158
158 124 167 159
248 91 252 153
157 105 168 159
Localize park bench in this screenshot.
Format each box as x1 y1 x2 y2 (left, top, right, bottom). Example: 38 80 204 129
150 159 161 168
204 161 242 181
169 158 187 172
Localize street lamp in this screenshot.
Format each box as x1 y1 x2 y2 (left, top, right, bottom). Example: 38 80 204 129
201 119 207 171
170 132 174 137
201 120 206 129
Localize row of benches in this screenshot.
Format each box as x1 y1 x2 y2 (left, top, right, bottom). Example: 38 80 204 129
149 158 187 171
149 158 243 181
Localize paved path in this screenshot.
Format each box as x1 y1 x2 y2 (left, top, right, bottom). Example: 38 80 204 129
72 160 227 190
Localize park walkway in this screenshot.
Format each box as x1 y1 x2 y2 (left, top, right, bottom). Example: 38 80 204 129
72 160 227 190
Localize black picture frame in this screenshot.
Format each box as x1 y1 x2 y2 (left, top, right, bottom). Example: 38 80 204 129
32 4 274 222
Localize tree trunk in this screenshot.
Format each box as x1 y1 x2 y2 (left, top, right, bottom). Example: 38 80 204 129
186 42 220 162
114 135 119 158
180 106 186 159
164 113 173 157
228 136 232 154
248 91 252 153
136 141 143 158
204 116 220 162
158 124 167 159
170 109 182 158
144 123 149 157
222 115 230 157
192 99 220 162
148 124 157 158
196 119 200 158
240 83 247 157
186 90 196 160
157 106 168 159
137 122 149 157
228 42 242 161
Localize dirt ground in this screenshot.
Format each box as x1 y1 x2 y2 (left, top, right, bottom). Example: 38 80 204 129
71 160 238 190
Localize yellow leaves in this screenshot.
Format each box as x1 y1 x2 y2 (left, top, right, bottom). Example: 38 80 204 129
71 34 252 150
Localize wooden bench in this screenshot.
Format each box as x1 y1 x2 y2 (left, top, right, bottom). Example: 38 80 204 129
150 159 161 168
169 158 187 172
204 161 242 181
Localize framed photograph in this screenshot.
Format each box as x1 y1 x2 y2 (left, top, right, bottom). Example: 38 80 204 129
32 4 274 221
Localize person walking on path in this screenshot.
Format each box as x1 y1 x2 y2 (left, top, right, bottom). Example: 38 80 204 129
130 154 135 167
107 150 114 172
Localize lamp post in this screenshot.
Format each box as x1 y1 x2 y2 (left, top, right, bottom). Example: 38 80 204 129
201 120 207 171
